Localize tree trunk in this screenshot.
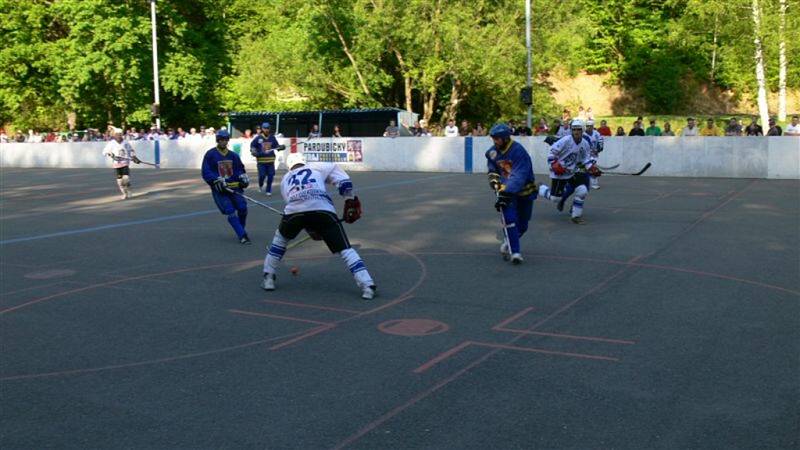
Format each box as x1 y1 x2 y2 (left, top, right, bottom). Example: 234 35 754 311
392 48 413 112
710 14 719 83
777 0 787 121
443 78 462 123
422 88 436 124
325 9 371 98
751 0 770 130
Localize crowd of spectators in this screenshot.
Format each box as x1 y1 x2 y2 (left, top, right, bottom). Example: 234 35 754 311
0 125 226 143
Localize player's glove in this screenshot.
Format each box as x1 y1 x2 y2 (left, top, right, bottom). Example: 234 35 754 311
488 173 501 191
212 177 228 193
338 180 353 197
239 173 250 188
275 144 286 151
132 155 141 164
494 191 513 211
587 165 602 177
551 160 567 176
343 196 362 224
544 135 559 146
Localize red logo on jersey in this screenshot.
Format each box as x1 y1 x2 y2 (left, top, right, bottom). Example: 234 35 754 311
497 159 513 177
217 160 233 178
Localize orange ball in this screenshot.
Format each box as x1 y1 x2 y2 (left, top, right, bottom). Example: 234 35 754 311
290 266 299 276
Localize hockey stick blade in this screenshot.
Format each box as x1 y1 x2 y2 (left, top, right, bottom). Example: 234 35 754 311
605 162 651 176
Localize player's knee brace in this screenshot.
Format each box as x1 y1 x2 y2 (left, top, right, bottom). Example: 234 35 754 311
340 248 367 275
574 185 588 200
268 230 289 259
121 175 130 187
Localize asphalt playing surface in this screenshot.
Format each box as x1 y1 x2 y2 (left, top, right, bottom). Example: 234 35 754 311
1 167 798 449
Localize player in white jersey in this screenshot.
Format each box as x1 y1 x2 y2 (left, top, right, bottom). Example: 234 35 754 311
584 120 604 190
260 152 377 300
102 128 141 199
538 119 602 224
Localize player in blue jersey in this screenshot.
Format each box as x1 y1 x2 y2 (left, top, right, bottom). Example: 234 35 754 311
538 119 602 224
249 122 285 196
201 129 252 244
485 123 537 264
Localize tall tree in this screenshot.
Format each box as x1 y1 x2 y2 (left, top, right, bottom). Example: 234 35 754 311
751 0 770 127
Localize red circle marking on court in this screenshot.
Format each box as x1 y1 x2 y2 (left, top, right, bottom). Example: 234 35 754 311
378 319 449 336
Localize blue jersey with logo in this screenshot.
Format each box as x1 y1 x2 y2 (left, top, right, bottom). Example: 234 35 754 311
250 134 279 164
485 140 536 196
201 147 247 190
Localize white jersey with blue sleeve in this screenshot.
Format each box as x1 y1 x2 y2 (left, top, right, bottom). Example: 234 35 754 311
548 135 595 180
281 162 352 215
584 129 604 157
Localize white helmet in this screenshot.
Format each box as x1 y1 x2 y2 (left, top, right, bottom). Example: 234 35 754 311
285 152 306 169
570 119 585 130
585 120 595 127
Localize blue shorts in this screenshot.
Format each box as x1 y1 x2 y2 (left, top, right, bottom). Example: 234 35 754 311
211 189 247 215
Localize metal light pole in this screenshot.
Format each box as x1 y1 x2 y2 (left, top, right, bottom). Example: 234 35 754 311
525 0 532 129
150 0 161 131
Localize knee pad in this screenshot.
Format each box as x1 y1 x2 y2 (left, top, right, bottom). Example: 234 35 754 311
121 175 130 187
574 185 588 200
272 230 289 248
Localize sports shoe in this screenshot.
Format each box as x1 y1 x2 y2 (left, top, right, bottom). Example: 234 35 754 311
240 234 252 245
266 191 272 196
500 242 511 261
571 216 586 225
361 284 377 300
510 253 524 265
261 273 276 290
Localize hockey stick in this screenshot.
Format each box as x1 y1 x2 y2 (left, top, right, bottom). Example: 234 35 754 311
596 163 620 171
604 162 651 176
228 189 285 216
495 190 512 261
137 160 159 168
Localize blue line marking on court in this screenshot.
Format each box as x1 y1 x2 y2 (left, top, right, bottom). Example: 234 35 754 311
0 173 460 245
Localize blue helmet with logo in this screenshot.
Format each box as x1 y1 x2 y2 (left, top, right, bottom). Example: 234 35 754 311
216 129 231 141
261 122 271 129
489 123 512 139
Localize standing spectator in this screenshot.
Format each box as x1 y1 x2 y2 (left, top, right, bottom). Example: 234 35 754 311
785 115 800 136
744 117 763 136
561 108 571 122
700 118 721 136
332 124 344 138
472 122 487 136
444 119 459 137
724 117 742 136
577 106 587 120
308 124 321 139
534 118 549 136
681 117 699 136
555 120 571 138
645 119 662 136
767 118 782 136
597 120 612 136
459 120 471 136
628 120 645 136
586 107 595 121
383 120 399 137
615 126 626 136
662 122 675 136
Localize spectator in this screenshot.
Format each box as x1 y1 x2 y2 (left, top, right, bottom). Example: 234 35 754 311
767 118 783 136
586 107 595 121
662 122 675 136
444 119 459 137
383 120 399 137
724 117 742 136
577 106 587 120
472 122 486 136
785 115 800 136
561 108 571 122
534 118 549 136
700 118 721 136
332 124 344 138
308 123 321 139
628 120 645 136
14 131 25 142
517 122 532 136
681 117 699 136
0 129 8 142
459 120 471 136
645 119 662 136
550 119 562 136
616 126 626 136
555 120 571 138
416 119 432 136
507 119 518 136
597 120 612 136
744 117 763 136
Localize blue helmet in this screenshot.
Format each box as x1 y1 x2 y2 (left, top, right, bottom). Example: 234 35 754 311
261 122 271 129
489 123 512 139
216 129 230 140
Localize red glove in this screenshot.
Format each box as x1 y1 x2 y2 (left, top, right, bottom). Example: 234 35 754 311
551 160 566 176
588 165 602 177
343 196 362 224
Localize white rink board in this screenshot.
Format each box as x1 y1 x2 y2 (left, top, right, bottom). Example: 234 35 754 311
2 136 798 179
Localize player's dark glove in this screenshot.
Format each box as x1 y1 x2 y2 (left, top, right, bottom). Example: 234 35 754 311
212 177 228 193
551 160 567 176
587 165 602 177
488 173 501 191
494 191 512 211
343 196 362 224
275 144 286 151
132 155 141 164
338 180 353 196
544 135 558 145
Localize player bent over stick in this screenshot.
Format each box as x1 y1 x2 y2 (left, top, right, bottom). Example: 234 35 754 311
485 123 537 264
261 152 376 300
103 127 142 200
538 119 602 224
201 129 252 244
